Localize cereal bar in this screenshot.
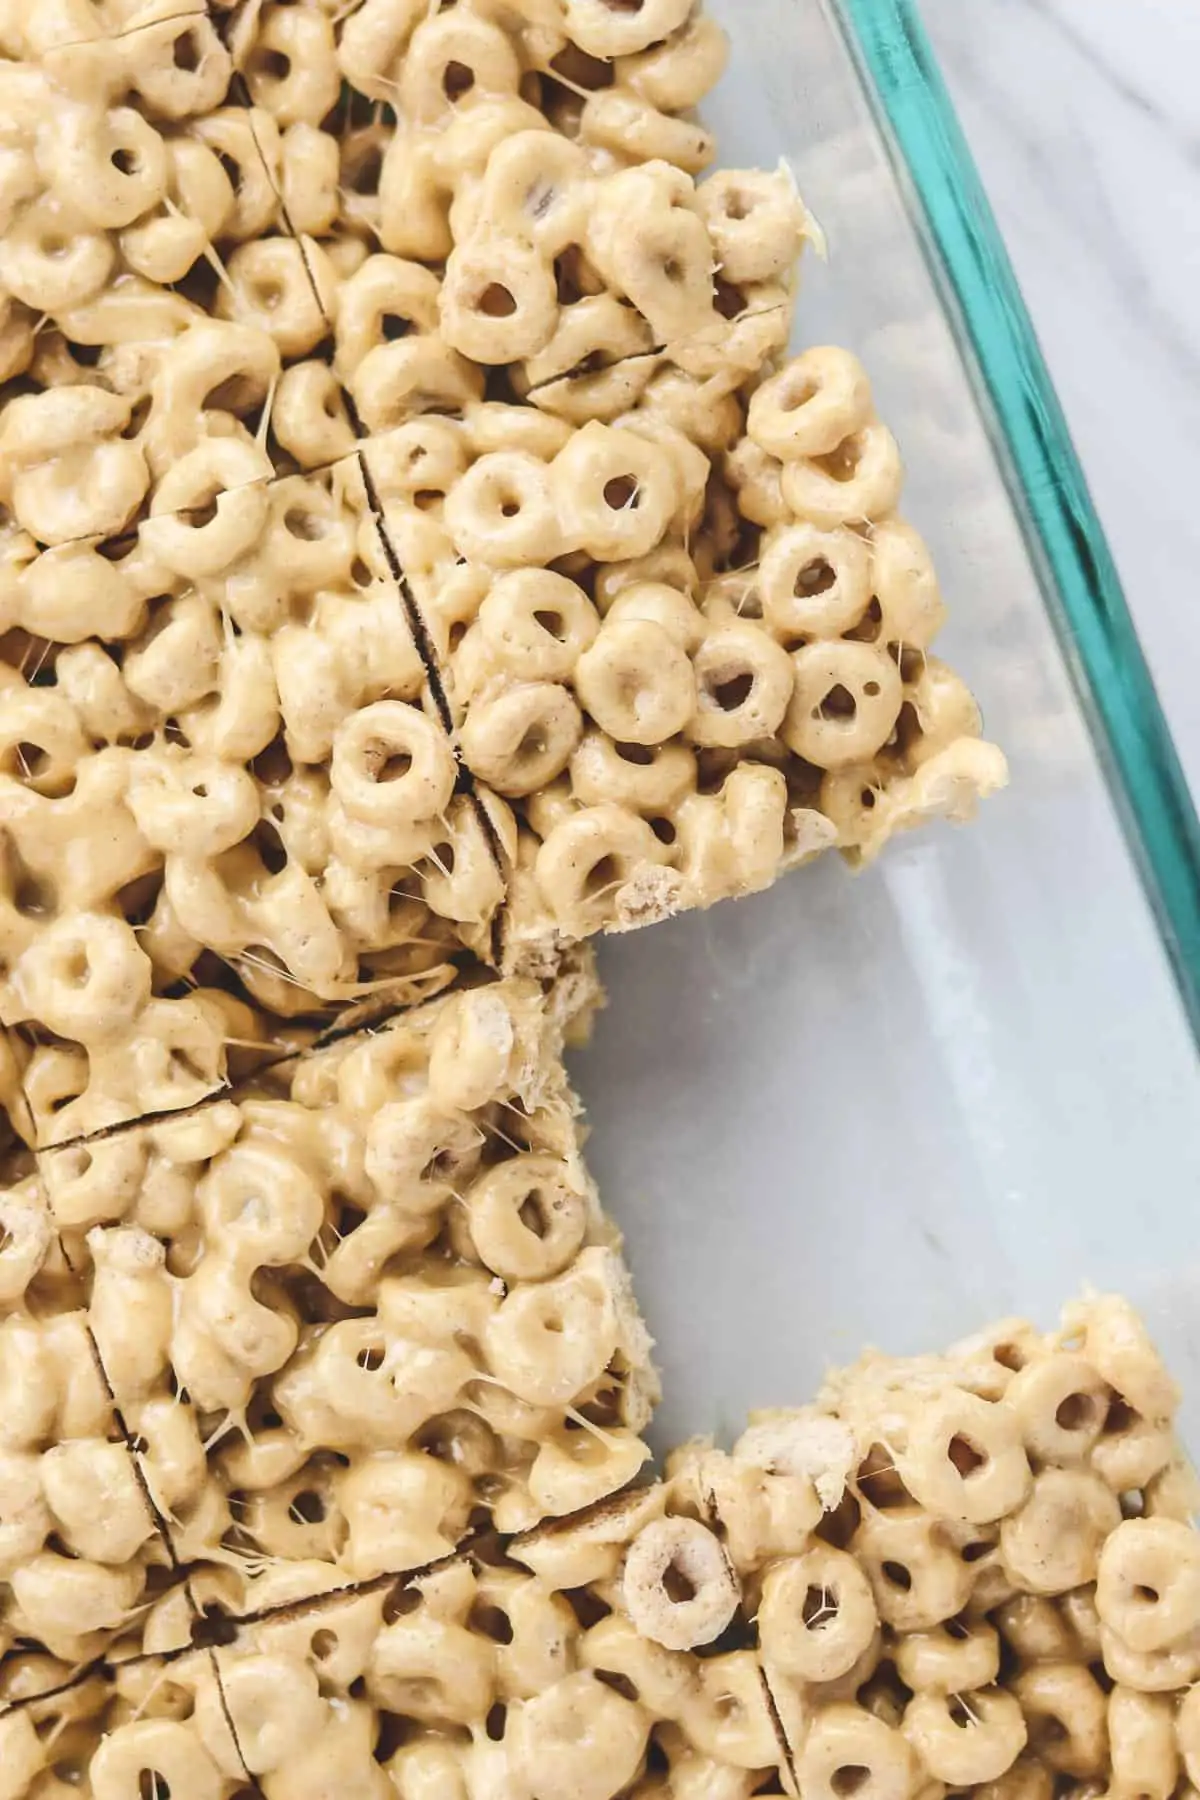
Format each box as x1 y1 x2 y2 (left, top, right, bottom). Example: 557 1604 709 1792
1 447 496 1146
14 1292 1197 1799
35 965 657 1617
671 1293 1199 1797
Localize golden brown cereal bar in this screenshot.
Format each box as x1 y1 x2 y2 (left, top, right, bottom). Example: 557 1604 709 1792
669 1294 1198 1798
0 454 504 1146
36 966 656 1610
2 1286 1198 1796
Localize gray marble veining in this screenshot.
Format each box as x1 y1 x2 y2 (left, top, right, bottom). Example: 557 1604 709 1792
920 0 1200 791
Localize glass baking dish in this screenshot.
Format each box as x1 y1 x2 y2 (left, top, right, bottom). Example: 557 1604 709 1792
576 0 1200 1455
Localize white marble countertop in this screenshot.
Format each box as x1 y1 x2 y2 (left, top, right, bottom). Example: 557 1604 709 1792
920 0 1200 794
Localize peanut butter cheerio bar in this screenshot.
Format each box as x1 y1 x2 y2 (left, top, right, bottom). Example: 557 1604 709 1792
7 1294 1199 1799
18 963 655 1590
0 0 1007 1143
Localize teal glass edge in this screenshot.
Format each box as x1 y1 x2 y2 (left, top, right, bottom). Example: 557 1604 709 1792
833 0 1200 1037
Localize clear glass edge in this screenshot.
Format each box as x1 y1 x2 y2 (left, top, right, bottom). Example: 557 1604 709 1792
833 0 1200 1040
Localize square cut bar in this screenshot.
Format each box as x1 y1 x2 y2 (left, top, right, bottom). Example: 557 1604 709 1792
1 457 502 1147
38 963 658 1610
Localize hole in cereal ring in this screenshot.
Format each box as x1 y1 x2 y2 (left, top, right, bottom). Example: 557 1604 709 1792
585 853 621 900
831 1768 870 1798
516 727 548 765
662 258 683 286
15 742 49 779
795 557 837 598
517 1191 550 1238
284 506 328 542
138 1770 170 1800
111 147 140 177
596 1670 640 1702
615 742 654 766
881 1561 912 1591
860 788 877 811
802 1584 837 1629
813 439 863 484
650 818 676 846
377 749 414 783
815 1491 861 1550
1030 1714 1067 1751
356 1344 386 1372
380 312 412 343
1135 1583 1161 1604
817 683 857 722
257 48 291 81
993 1341 1025 1372
780 374 818 414
288 1489 326 1525
185 493 220 529
534 609 566 639
663 1560 697 1605
723 189 753 221
443 60 476 101
711 671 755 713
469 1603 514 1645
947 1697 975 1730
174 27 201 71
948 1436 987 1478
960 1539 993 1564
603 475 639 510
1105 1395 1138 1433
382 1583 422 1625
251 277 284 313
485 1703 507 1742
1055 1393 1097 1432
714 278 747 320
61 944 91 988
477 283 517 318
310 1629 337 1661
856 1444 913 1510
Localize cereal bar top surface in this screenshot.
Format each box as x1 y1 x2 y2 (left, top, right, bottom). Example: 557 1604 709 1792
8 1293 1200 1800
0 0 1006 1146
